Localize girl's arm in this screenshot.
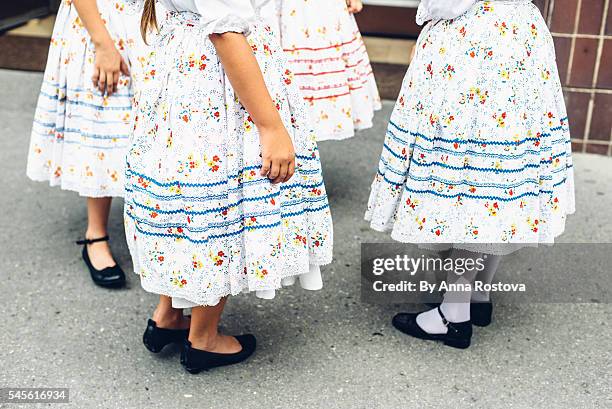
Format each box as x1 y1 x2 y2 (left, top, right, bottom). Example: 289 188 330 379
210 32 295 184
73 0 129 95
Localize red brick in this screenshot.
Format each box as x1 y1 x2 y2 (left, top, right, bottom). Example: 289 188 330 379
588 93 612 141
571 141 584 152
596 39 612 89
585 143 609 154
550 0 579 33
553 36 572 85
578 0 605 35
569 38 598 87
565 91 591 139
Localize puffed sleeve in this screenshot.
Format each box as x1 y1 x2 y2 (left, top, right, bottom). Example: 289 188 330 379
194 0 257 35
416 0 478 25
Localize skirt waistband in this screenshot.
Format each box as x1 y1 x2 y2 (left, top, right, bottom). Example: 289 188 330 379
480 0 533 3
157 10 261 38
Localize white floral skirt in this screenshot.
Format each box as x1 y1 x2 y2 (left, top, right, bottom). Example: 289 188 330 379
26 0 147 198
124 12 334 306
277 0 381 141
365 1 575 249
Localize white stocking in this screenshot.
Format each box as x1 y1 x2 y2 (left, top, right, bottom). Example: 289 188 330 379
417 249 482 334
471 254 502 302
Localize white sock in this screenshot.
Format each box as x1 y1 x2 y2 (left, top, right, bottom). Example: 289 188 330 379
281 276 296 286
299 264 322 290
471 255 502 302
416 249 482 334
281 265 322 288
255 289 276 299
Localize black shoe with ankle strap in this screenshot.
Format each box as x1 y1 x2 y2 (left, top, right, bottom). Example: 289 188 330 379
76 236 126 288
392 307 472 349
426 301 493 327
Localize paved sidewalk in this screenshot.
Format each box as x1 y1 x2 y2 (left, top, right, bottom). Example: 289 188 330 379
0 69 611 409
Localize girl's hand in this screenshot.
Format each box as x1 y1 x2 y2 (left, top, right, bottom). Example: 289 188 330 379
346 0 363 13
259 124 296 184
209 32 295 184
92 40 130 96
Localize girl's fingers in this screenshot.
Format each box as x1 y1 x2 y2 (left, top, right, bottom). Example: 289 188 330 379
113 71 120 94
98 71 107 94
347 0 356 12
92 67 100 89
120 58 130 76
274 162 289 184
260 158 271 177
269 161 281 182
286 160 295 182
107 71 115 96
347 0 362 13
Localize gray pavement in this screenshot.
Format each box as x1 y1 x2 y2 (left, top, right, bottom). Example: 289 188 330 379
0 68 611 409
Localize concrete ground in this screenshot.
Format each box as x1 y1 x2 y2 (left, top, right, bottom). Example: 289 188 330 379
0 68 611 409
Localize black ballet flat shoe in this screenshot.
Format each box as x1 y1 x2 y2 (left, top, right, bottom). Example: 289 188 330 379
426 301 493 327
180 335 257 374
76 236 125 288
392 307 472 349
470 302 493 327
143 319 189 353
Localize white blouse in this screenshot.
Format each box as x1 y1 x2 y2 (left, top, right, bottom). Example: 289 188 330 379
157 0 272 34
416 0 533 25
416 0 478 25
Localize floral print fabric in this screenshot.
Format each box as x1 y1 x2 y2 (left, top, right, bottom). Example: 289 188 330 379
27 0 147 198
277 0 381 141
365 1 575 250
124 12 334 306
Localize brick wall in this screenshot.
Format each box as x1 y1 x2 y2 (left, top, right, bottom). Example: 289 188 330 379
358 0 612 155
535 0 612 155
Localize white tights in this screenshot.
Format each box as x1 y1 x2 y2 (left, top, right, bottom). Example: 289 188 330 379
417 249 501 334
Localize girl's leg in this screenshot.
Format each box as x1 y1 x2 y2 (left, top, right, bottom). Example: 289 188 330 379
85 197 117 269
188 297 242 354
152 295 191 329
417 249 482 333
471 255 502 302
